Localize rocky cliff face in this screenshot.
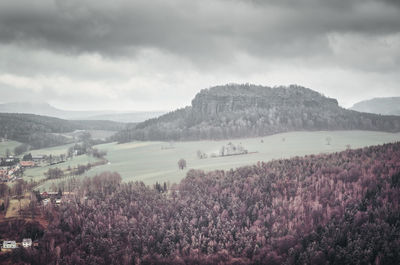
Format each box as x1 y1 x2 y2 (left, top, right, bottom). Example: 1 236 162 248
191 84 338 117
114 84 400 142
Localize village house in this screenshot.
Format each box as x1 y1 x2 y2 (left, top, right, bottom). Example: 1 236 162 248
4 158 16 166
32 155 45 163
41 191 59 198
2 241 17 249
22 238 32 248
43 198 50 206
20 160 35 168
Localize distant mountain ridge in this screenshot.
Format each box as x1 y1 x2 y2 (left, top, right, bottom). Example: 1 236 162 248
114 84 400 142
0 101 166 123
351 97 400 116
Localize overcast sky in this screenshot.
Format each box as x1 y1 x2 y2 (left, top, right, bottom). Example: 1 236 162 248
0 0 399 111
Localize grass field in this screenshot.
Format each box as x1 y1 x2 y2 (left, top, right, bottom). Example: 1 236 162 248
23 154 99 182
36 130 400 190
27 143 75 156
5 197 30 218
79 130 400 184
23 143 98 182
0 140 21 156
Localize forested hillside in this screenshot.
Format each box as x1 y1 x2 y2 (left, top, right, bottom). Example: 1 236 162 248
10 142 400 264
115 84 400 142
0 113 124 149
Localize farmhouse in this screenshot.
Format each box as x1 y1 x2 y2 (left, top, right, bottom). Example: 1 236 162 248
43 198 50 206
5 158 18 165
22 238 32 248
41 191 59 198
32 155 45 163
20 161 35 167
2 241 17 249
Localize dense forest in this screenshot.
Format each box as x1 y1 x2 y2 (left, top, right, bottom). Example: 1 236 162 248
8 142 400 264
0 113 124 149
114 84 400 142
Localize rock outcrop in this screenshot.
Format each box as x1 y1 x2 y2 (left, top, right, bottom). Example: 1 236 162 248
114 84 400 142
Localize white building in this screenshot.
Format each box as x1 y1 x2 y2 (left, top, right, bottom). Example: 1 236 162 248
43 198 50 206
22 238 32 248
3 241 17 249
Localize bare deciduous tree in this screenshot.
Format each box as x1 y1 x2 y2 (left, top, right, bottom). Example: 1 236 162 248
178 159 187 170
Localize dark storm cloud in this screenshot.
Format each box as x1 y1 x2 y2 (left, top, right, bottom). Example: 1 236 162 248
0 0 399 65
382 0 400 7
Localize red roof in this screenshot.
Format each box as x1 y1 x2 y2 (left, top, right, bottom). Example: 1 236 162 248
20 161 35 167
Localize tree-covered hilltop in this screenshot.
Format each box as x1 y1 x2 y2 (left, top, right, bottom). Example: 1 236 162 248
10 142 400 264
0 113 125 149
114 84 400 142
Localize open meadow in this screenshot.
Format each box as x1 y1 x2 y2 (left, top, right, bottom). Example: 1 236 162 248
20 143 100 183
0 140 21 156
28 143 75 156
36 130 400 190
23 154 99 182
5 196 30 219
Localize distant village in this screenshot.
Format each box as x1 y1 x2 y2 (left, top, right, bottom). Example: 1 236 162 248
0 153 52 183
0 132 103 184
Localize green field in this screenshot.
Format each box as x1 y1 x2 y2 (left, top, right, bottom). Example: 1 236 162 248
27 143 76 156
0 140 22 156
24 154 99 182
36 130 400 190
81 130 400 185
22 143 99 182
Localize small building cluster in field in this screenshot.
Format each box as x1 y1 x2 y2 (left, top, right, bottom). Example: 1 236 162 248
198 142 250 159
0 154 47 182
39 191 75 206
1 238 37 251
41 191 62 206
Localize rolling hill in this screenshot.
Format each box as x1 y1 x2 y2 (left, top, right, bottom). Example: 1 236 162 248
114 84 400 142
0 101 165 122
351 97 400 115
0 113 125 149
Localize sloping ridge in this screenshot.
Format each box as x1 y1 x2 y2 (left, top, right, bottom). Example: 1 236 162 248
351 97 400 116
114 84 400 142
0 113 125 149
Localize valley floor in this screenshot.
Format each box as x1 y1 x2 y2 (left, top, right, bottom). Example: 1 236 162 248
36 130 400 190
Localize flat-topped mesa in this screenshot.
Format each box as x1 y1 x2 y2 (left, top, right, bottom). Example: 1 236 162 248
191 84 338 117
114 83 400 143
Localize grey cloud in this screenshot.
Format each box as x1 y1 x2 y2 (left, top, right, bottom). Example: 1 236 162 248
381 0 400 7
0 0 399 66
0 0 399 112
